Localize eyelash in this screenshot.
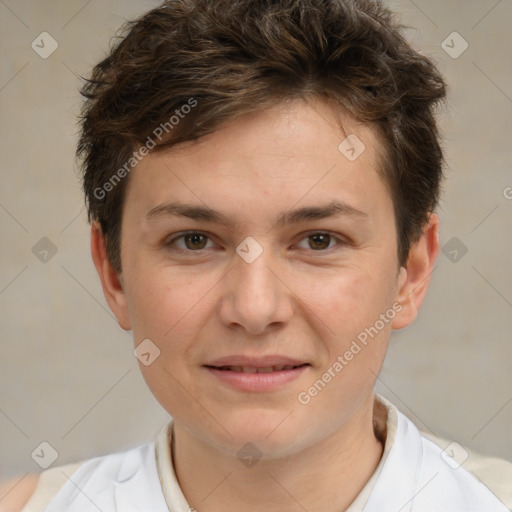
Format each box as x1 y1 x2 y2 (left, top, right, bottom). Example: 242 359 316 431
164 231 347 254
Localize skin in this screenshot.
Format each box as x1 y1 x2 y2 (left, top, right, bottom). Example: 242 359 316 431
94 97 438 512
2 96 439 511
0 474 39 512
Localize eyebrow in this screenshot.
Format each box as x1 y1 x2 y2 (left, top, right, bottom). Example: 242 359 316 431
145 200 368 227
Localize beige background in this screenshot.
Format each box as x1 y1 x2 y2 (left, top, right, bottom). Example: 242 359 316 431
1 0 511 480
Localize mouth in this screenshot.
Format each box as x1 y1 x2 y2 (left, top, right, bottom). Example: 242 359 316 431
203 361 310 392
205 364 309 373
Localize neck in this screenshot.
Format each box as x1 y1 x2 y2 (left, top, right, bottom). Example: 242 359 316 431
172 394 386 512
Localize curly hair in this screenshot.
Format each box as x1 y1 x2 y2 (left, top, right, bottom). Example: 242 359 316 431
77 0 447 273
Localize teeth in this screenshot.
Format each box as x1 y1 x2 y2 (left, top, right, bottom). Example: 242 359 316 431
257 366 274 373
223 365 301 373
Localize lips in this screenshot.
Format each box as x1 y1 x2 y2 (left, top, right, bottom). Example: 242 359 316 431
203 355 310 392
204 355 309 369
212 364 306 373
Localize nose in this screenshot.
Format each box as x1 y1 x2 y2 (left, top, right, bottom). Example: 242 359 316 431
218 247 294 335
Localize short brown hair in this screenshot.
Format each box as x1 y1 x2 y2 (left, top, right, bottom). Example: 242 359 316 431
77 0 447 273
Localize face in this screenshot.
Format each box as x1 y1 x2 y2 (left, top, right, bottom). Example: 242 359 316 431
96 97 429 458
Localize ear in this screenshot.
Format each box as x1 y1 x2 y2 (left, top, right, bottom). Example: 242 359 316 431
391 213 440 330
90 222 132 331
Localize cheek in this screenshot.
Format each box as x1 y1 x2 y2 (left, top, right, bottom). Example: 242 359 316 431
291 270 395 447
298 266 397 407
125 268 211 413
303 268 394 340
124 262 208 340
124 263 225 390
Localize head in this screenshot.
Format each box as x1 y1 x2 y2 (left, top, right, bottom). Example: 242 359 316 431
81 0 446 457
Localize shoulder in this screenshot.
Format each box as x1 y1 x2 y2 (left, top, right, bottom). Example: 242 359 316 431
421 430 512 509
29 441 168 511
0 473 40 512
0 430 171 512
376 396 511 511
0 461 84 512
0 443 153 512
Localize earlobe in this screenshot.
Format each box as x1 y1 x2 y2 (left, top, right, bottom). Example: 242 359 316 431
90 223 132 330
391 213 440 330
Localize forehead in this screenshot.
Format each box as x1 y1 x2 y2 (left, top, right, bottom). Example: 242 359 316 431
124 97 392 226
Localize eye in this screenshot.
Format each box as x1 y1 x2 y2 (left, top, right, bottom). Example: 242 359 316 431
167 232 214 251
165 231 345 253
296 232 342 251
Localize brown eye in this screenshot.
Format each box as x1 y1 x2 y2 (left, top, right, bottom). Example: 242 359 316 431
184 233 208 250
308 233 331 250
296 232 343 252
164 231 213 253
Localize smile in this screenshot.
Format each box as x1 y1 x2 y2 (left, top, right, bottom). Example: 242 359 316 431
204 364 309 392
211 364 306 373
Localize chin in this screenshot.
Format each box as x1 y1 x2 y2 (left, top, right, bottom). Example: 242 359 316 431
208 408 310 457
